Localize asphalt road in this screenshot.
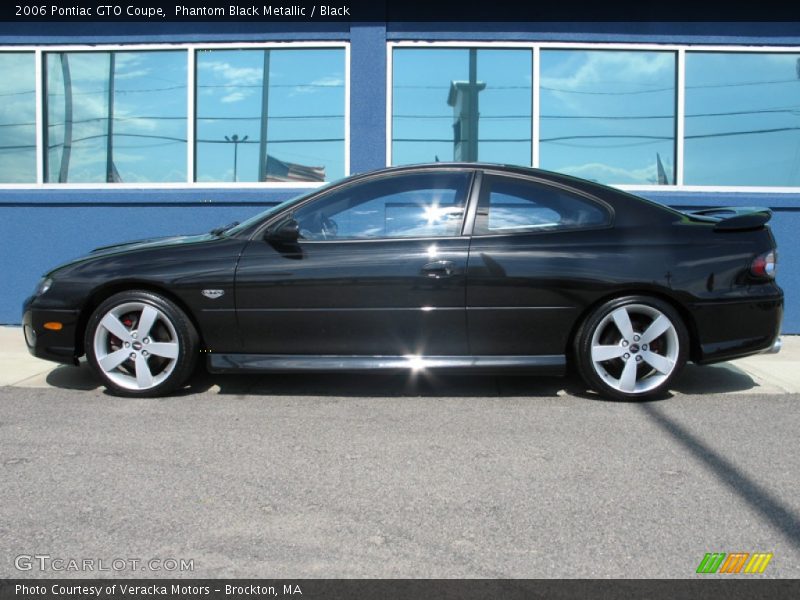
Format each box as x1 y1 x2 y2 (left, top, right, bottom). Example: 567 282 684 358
1 369 799 579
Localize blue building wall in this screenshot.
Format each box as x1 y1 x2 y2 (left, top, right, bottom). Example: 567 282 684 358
1 21 798 331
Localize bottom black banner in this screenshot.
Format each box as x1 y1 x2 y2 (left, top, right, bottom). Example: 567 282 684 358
2 579 800 600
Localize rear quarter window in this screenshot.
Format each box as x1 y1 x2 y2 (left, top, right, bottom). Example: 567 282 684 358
474 174 611 235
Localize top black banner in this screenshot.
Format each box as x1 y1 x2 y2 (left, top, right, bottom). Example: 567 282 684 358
3 0 800 22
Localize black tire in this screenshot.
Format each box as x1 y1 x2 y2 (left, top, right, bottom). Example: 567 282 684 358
84 290 199 397
574 295 688 401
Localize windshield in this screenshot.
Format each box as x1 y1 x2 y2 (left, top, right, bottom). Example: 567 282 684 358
223 183 337 236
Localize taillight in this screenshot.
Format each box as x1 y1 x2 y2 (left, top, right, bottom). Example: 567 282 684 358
750 250 777 279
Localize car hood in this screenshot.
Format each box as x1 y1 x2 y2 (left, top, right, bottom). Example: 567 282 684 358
46 233 219 276
89 233 215 255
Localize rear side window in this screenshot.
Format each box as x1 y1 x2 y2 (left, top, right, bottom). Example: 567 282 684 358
474 174 611 235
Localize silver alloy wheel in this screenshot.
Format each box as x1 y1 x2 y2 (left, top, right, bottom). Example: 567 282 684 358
92 301 180 391
589 303 680 395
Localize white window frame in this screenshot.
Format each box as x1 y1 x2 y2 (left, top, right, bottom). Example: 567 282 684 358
387 40 800 194
0 41 350 190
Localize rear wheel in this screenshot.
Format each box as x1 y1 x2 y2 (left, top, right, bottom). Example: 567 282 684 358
574 296 688 401
85 290 199 397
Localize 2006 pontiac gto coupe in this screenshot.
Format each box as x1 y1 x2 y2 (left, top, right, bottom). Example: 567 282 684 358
23 164 782 400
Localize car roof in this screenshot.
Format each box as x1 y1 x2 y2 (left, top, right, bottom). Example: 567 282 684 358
350 162 569 180
350 162 682 225
346 162 619 194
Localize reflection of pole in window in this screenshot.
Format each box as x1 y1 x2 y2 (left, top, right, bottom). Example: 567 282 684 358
59 53 73 183
106 52 118 183
224 134 248 181
448 49 485 162
258 49 270 182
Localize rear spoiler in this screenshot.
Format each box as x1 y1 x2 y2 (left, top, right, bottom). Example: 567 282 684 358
683 207 772 232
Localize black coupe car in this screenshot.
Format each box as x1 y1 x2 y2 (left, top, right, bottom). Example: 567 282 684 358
23 164 782 400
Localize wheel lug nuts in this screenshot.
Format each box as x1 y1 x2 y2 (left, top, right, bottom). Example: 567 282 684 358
643 344 648 351
132 333 138 339
124 342 130 348
636 355 643 362
623 353 630 360
622 341 628 347
142 350 149 357
129 353 136 360
143 338 149 344
633 335 640 341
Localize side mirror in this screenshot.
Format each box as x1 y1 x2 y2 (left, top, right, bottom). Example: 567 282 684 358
265 218 300 244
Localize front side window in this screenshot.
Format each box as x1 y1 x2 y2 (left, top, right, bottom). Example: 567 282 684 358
0 53 36 183
292 172 472 240
195 48 346 183
44 51 187 183
474 175 610 235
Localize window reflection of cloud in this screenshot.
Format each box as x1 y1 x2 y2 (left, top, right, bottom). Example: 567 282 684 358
43 51 187 183
0 53 36 182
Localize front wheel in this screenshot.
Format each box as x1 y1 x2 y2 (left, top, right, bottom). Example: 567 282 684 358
85 291 199 397
574 296 688 401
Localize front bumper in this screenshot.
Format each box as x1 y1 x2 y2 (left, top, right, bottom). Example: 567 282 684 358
22 295 81 365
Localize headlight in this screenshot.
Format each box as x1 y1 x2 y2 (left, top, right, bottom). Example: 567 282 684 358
34 277 53 297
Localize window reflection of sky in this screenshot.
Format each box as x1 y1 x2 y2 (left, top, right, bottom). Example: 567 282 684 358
540 50 676 186
2 47 799 187
196 48 345 183
1 48 346 184
685 52 800 186
0 53 36 183
392 48 532 167
44 51 187 183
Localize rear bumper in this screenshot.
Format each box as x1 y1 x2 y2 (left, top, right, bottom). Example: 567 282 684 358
690 294 783 365
22 296 80 365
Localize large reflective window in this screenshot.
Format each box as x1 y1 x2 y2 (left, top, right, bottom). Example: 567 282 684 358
685 52 800 186
540 50 676 185
0 53 36 183
392 48 532 166
44 51 187 183
195 48 346 183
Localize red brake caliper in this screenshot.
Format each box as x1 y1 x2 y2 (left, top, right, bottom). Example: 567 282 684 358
110 316 135 349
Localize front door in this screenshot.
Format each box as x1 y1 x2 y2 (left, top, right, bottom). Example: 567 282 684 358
235 170 475 356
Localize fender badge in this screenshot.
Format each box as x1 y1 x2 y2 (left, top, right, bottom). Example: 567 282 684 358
202 289 225 300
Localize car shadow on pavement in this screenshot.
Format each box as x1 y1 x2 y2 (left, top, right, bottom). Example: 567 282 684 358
195 369 579 398
174 361 761 399
669 362 758 395
44 362 101 391
41 359 759 399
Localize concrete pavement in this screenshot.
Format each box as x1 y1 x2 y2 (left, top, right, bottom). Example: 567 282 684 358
1 325 798 395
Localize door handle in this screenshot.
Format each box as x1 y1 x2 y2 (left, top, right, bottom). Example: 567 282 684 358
422 260 456 278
